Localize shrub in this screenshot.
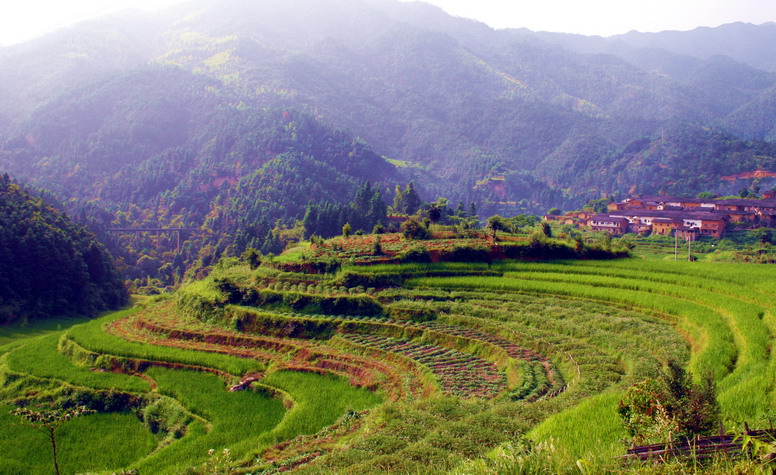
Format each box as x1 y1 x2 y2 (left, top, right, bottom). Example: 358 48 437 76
141 395 190 438
386 300 439 322
399 245 432 263
441 244 491 263
617 361 719 444
401 217 431 240
241 248 262 270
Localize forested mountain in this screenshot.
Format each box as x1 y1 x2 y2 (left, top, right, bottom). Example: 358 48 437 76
0 64 400 284
1 0 776 280
0 174 126 322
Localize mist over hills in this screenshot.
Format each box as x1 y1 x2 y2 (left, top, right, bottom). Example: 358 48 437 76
1 0 776 275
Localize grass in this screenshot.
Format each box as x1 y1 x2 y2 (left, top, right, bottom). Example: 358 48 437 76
136 369 382 473
65 309 264 376
3 333 150 393
0 404 156 475
2 256 774 473
0 315 89 348
528 391 627 464
259 371 384 445
400 258 775 466
135 368 287 473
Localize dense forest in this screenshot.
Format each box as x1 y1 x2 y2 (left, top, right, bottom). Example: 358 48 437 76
0 174 126 322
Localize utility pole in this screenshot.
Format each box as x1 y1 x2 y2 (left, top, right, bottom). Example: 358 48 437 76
688 234 693 261
674 230 678 261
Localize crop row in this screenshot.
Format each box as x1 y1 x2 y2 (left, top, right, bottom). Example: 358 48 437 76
342 333 506 399
112 307 432 401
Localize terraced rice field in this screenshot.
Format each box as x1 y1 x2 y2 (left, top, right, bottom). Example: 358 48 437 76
1 257 774 473
342 333 506 398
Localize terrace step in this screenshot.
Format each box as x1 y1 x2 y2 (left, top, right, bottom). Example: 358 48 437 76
340 334 507 399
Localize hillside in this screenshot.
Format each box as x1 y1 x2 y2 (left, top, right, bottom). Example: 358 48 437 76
0 174 126 323
1 0 776 217
1 0 776 282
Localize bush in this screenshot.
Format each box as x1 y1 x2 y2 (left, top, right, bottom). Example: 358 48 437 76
401 217 431 240
441 244 491 263
141 395 190 438
399 245 432 263
618 361 719 444
386 300 439 322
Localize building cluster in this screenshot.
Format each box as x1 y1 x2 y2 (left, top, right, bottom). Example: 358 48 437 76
546 191 776 239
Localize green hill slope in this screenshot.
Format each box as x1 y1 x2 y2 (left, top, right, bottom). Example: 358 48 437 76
0 174 126 323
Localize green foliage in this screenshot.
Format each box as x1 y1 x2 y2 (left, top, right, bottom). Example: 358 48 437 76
399 245 432 263
401 217 431 240
302 182 388 239
393 182 423 215
241 248 262 270
486 215 508 235
371 237 383 256
541 222 552 238
140 395 190 439
386 300 439 322
618 361 720 443
0 174 127 322
440 244 492 263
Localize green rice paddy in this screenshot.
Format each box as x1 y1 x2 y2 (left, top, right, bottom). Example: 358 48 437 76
1 257 774 473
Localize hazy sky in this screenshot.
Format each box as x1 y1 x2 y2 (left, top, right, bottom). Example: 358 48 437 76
1 0 775 46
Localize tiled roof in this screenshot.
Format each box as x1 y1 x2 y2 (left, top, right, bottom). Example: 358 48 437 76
610 209 728 221
591 215 629 223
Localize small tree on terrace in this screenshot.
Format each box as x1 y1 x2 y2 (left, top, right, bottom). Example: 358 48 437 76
541 222 552 238
12 405 94 475
486 215 508 239
401 217 430 240
241 248 262 270
618 361 719 444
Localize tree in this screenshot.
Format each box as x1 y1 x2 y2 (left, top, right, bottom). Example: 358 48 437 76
428 203 442 224
618 361 719 444
547 207 562 216
342 222 352 237
582 198 611 214
12 405 93 475
241 248 262 270
486 215 508 239
541 222 552 238
401 217 430 240
372 237 383 255
750 228 773 245
393 182 423 215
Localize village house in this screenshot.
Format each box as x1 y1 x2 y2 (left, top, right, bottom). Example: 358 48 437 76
607 209 729 238
551 192 776 239
651 217 683 235
589 215 629 235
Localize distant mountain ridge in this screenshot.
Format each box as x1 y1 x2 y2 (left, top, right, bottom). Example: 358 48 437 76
518 22 776 72
1 0 775 224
